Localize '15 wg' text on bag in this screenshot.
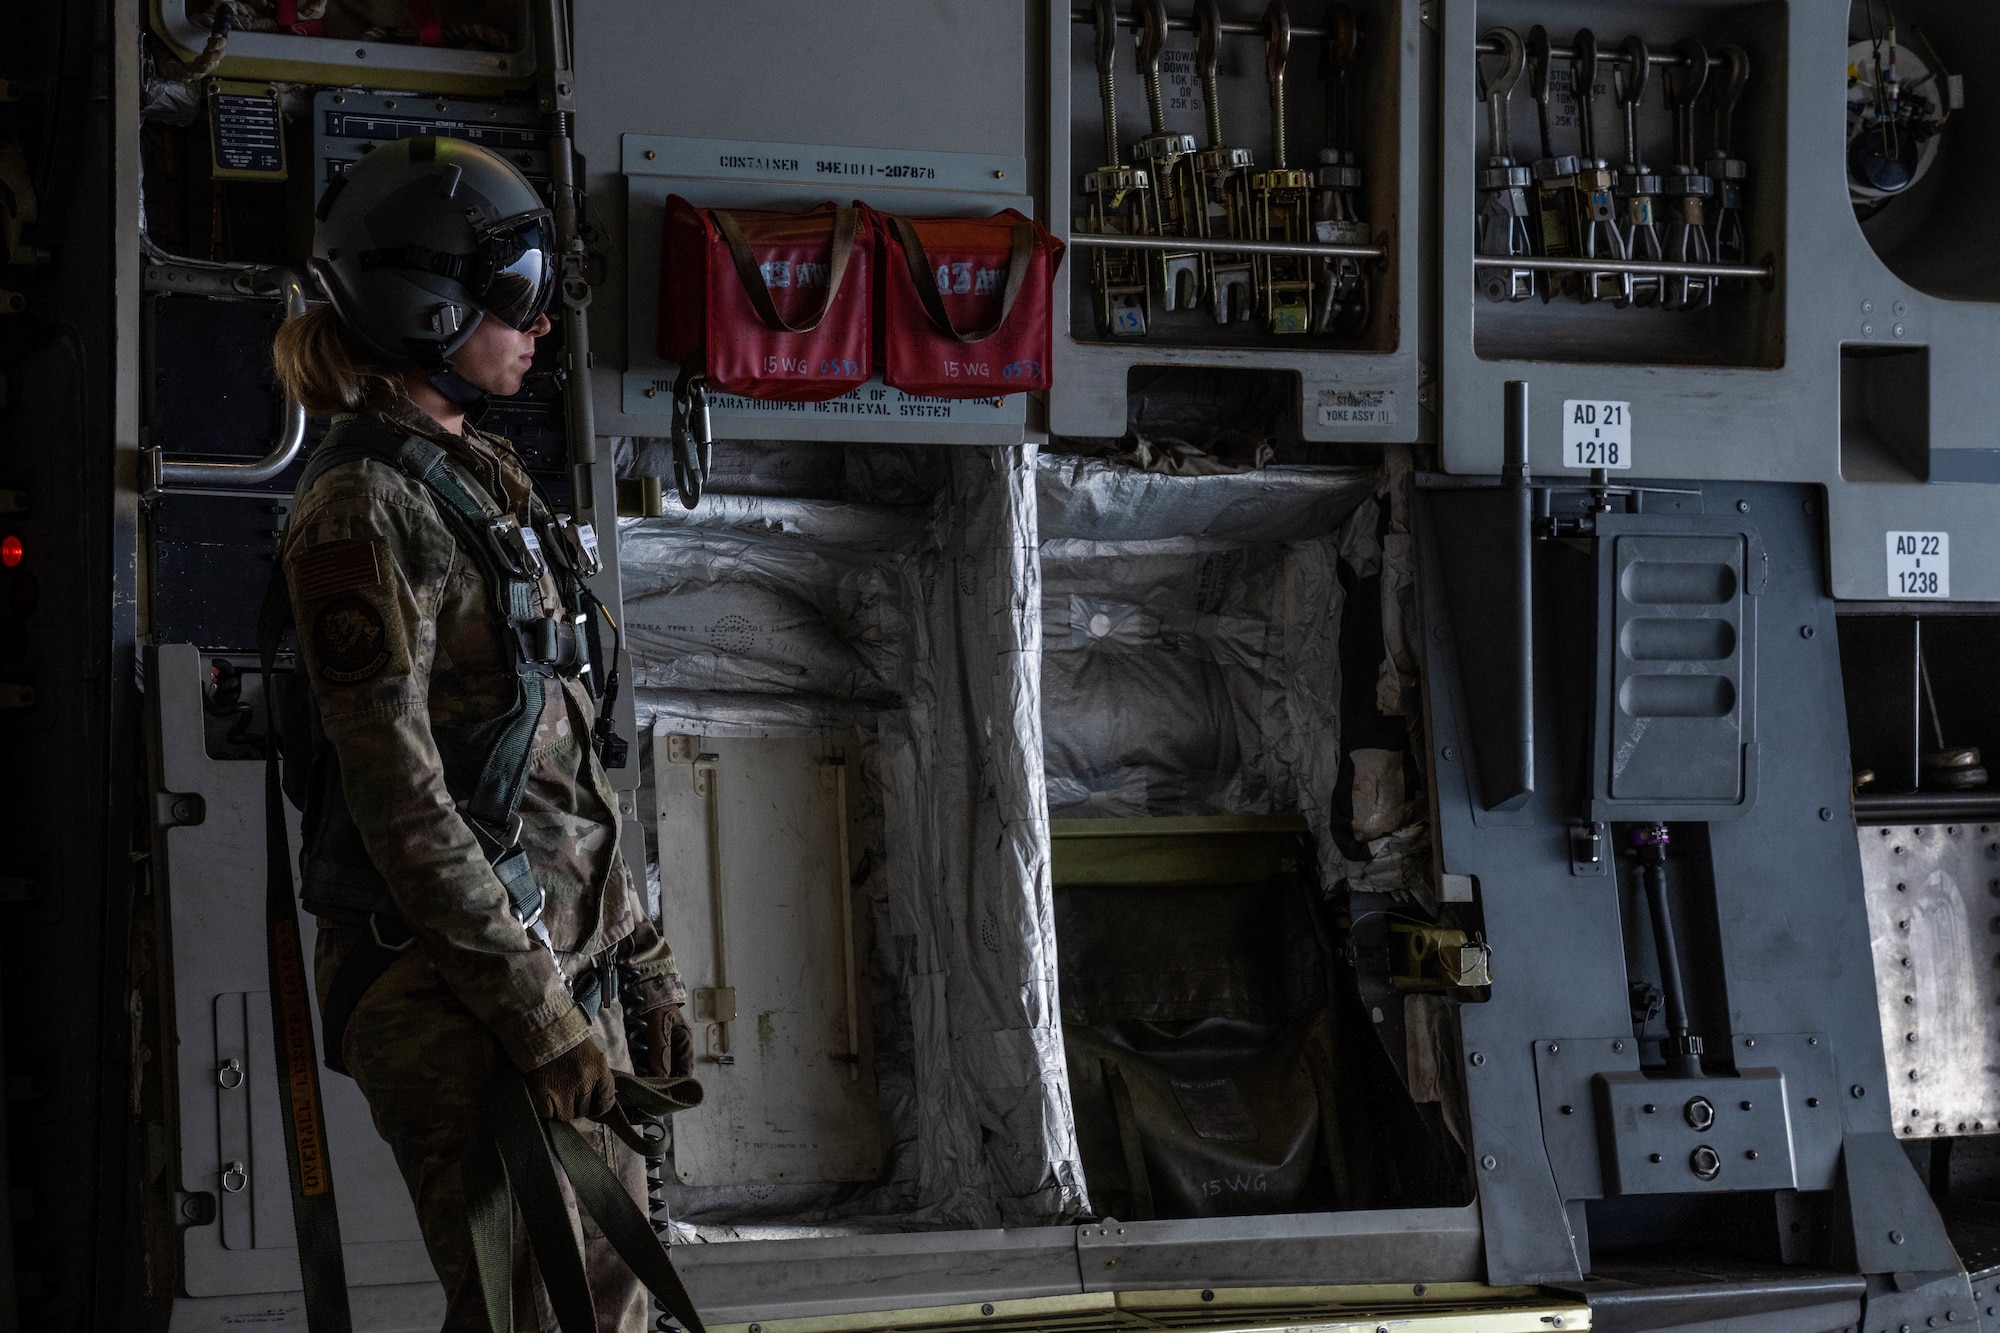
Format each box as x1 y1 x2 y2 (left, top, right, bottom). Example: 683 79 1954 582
875 207 1063 399
658 196 873 401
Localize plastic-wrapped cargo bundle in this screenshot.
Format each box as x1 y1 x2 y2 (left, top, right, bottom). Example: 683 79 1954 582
616 446 1083 1234
1037 454 1382 887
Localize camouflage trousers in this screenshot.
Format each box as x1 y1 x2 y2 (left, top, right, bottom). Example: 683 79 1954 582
319 926 651 1333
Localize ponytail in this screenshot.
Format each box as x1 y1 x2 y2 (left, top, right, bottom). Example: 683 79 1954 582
271 303 411 415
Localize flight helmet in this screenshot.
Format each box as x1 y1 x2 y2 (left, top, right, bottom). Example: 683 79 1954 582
310 134 555 368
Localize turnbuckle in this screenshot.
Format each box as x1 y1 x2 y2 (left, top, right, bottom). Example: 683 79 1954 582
1475 27 1534 303
1312 3 1368 334
1194 0 1255 323
1526 25 1582 301
1613 34 1665 308
1251 0 1313 334
1705 43 1750 279
1084 0 1153 336
1660 36 1715 310
1570 30 1632 305
1132 0 1206 312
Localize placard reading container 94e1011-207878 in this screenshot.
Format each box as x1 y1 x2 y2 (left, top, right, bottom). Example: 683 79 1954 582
624 133 1036 445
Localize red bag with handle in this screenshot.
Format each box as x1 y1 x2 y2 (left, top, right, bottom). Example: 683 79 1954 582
875 207 1063 398
658 196 872 401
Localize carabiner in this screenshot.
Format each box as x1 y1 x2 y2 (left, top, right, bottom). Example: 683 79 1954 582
672 374 712 511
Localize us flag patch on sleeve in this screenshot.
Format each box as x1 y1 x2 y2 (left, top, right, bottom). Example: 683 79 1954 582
294 538 382 603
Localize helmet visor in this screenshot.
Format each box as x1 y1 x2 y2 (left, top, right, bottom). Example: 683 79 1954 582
474 214 556 331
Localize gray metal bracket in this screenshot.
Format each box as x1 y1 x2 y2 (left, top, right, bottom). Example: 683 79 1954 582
1071 1207 1482 1291
1533 1033 1843 1203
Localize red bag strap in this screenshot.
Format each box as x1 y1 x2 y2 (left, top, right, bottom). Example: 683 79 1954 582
888 215 1036 345
710 206 860 335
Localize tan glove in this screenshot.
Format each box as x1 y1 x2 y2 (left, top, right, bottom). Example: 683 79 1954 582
523 1037 617 1121
633 1003 695 1080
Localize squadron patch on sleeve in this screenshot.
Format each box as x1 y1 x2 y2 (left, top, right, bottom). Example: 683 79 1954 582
311 595 394 684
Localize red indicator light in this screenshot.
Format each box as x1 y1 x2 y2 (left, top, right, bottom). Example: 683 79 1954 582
0 535 19 568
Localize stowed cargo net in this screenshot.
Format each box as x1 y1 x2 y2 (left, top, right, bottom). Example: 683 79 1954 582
658 196 873 401
872 207 1064 398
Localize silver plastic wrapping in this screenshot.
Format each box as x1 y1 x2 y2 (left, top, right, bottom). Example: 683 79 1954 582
1038 455 1378 546
1037 456 1380 890
1342 447 1432 905
615 449 1083 1235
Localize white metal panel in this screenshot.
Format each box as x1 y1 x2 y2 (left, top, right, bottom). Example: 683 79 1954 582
654 727 881 1186
152 644 431 1296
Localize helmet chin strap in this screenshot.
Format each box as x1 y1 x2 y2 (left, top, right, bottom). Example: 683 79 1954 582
426 364 492 426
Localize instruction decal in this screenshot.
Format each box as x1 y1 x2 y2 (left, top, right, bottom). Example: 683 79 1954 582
1160 42 1205 119
1318 388 1396 428
1887 531 1949 599
1562 399 1632 470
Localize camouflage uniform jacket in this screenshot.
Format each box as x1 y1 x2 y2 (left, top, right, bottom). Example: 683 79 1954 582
282 399 683 1072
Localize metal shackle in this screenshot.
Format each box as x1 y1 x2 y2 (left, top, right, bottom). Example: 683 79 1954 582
1264 0 1293 168
1573 29 1601 160
1195 0 1226 147
1477 26 1526 163
1712 43 1750 154
1666 37 1710 166
1616 33 1652 108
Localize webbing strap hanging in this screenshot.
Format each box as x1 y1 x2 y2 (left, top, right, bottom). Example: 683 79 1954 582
468 1067 707 1333
711 206 859 334
887 215 1036 344
256 576 355 1333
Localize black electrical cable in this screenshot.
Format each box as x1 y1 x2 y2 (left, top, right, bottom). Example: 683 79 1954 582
1631 824 1702 1078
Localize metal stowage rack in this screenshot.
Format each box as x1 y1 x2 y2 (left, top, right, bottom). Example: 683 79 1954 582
1472 253 1771 280
1473 22 1773 304
1474 35 1729 67
1071 232 1380 259
1069 0 1383 340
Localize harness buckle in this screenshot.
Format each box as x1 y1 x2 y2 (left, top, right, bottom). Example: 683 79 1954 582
511 615 582 675
549 515 603 579
461 807 525 860
485 515 547 581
